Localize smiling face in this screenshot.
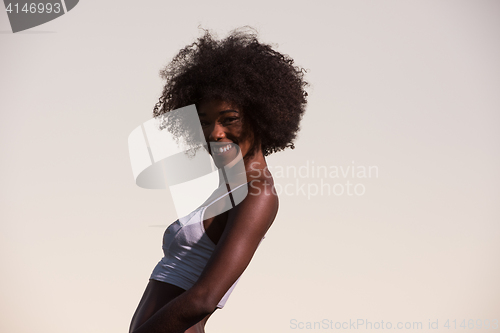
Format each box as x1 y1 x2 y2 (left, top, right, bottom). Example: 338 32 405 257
197 99 254 167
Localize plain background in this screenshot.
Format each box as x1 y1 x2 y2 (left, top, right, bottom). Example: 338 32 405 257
1 1 499 332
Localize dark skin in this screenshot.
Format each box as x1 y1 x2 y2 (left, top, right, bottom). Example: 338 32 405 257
129 100 278 333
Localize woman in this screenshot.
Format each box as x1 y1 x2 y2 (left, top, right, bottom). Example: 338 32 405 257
129 27 308 333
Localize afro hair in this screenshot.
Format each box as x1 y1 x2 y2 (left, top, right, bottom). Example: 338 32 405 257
153 27 308 157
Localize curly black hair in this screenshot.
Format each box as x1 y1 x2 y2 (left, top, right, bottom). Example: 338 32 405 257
153 27 308 157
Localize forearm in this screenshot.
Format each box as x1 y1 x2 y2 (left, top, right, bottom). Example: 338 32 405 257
132 289 215 333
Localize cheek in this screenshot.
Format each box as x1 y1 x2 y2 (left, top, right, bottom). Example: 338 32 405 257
202 128 210 140
231 123 245 137
238 127 254 146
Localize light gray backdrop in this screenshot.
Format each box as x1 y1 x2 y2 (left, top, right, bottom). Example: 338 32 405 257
1 1 499 332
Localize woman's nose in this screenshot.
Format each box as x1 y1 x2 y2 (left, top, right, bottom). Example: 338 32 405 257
208 123 226 141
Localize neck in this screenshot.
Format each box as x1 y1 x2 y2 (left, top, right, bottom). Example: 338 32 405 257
243 146 268 181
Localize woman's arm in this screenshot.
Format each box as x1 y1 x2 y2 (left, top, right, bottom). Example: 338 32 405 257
131 179 278 333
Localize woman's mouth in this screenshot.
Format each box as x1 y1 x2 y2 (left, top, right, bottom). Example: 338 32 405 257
212 143 235 156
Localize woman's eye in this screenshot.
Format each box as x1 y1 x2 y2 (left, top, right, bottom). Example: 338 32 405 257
224 117 239 123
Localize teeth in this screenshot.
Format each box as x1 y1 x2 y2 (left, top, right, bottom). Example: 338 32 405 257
214 144 232 153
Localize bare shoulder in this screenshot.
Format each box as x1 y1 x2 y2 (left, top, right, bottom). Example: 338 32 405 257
227 177 279 233
247 177 279 206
